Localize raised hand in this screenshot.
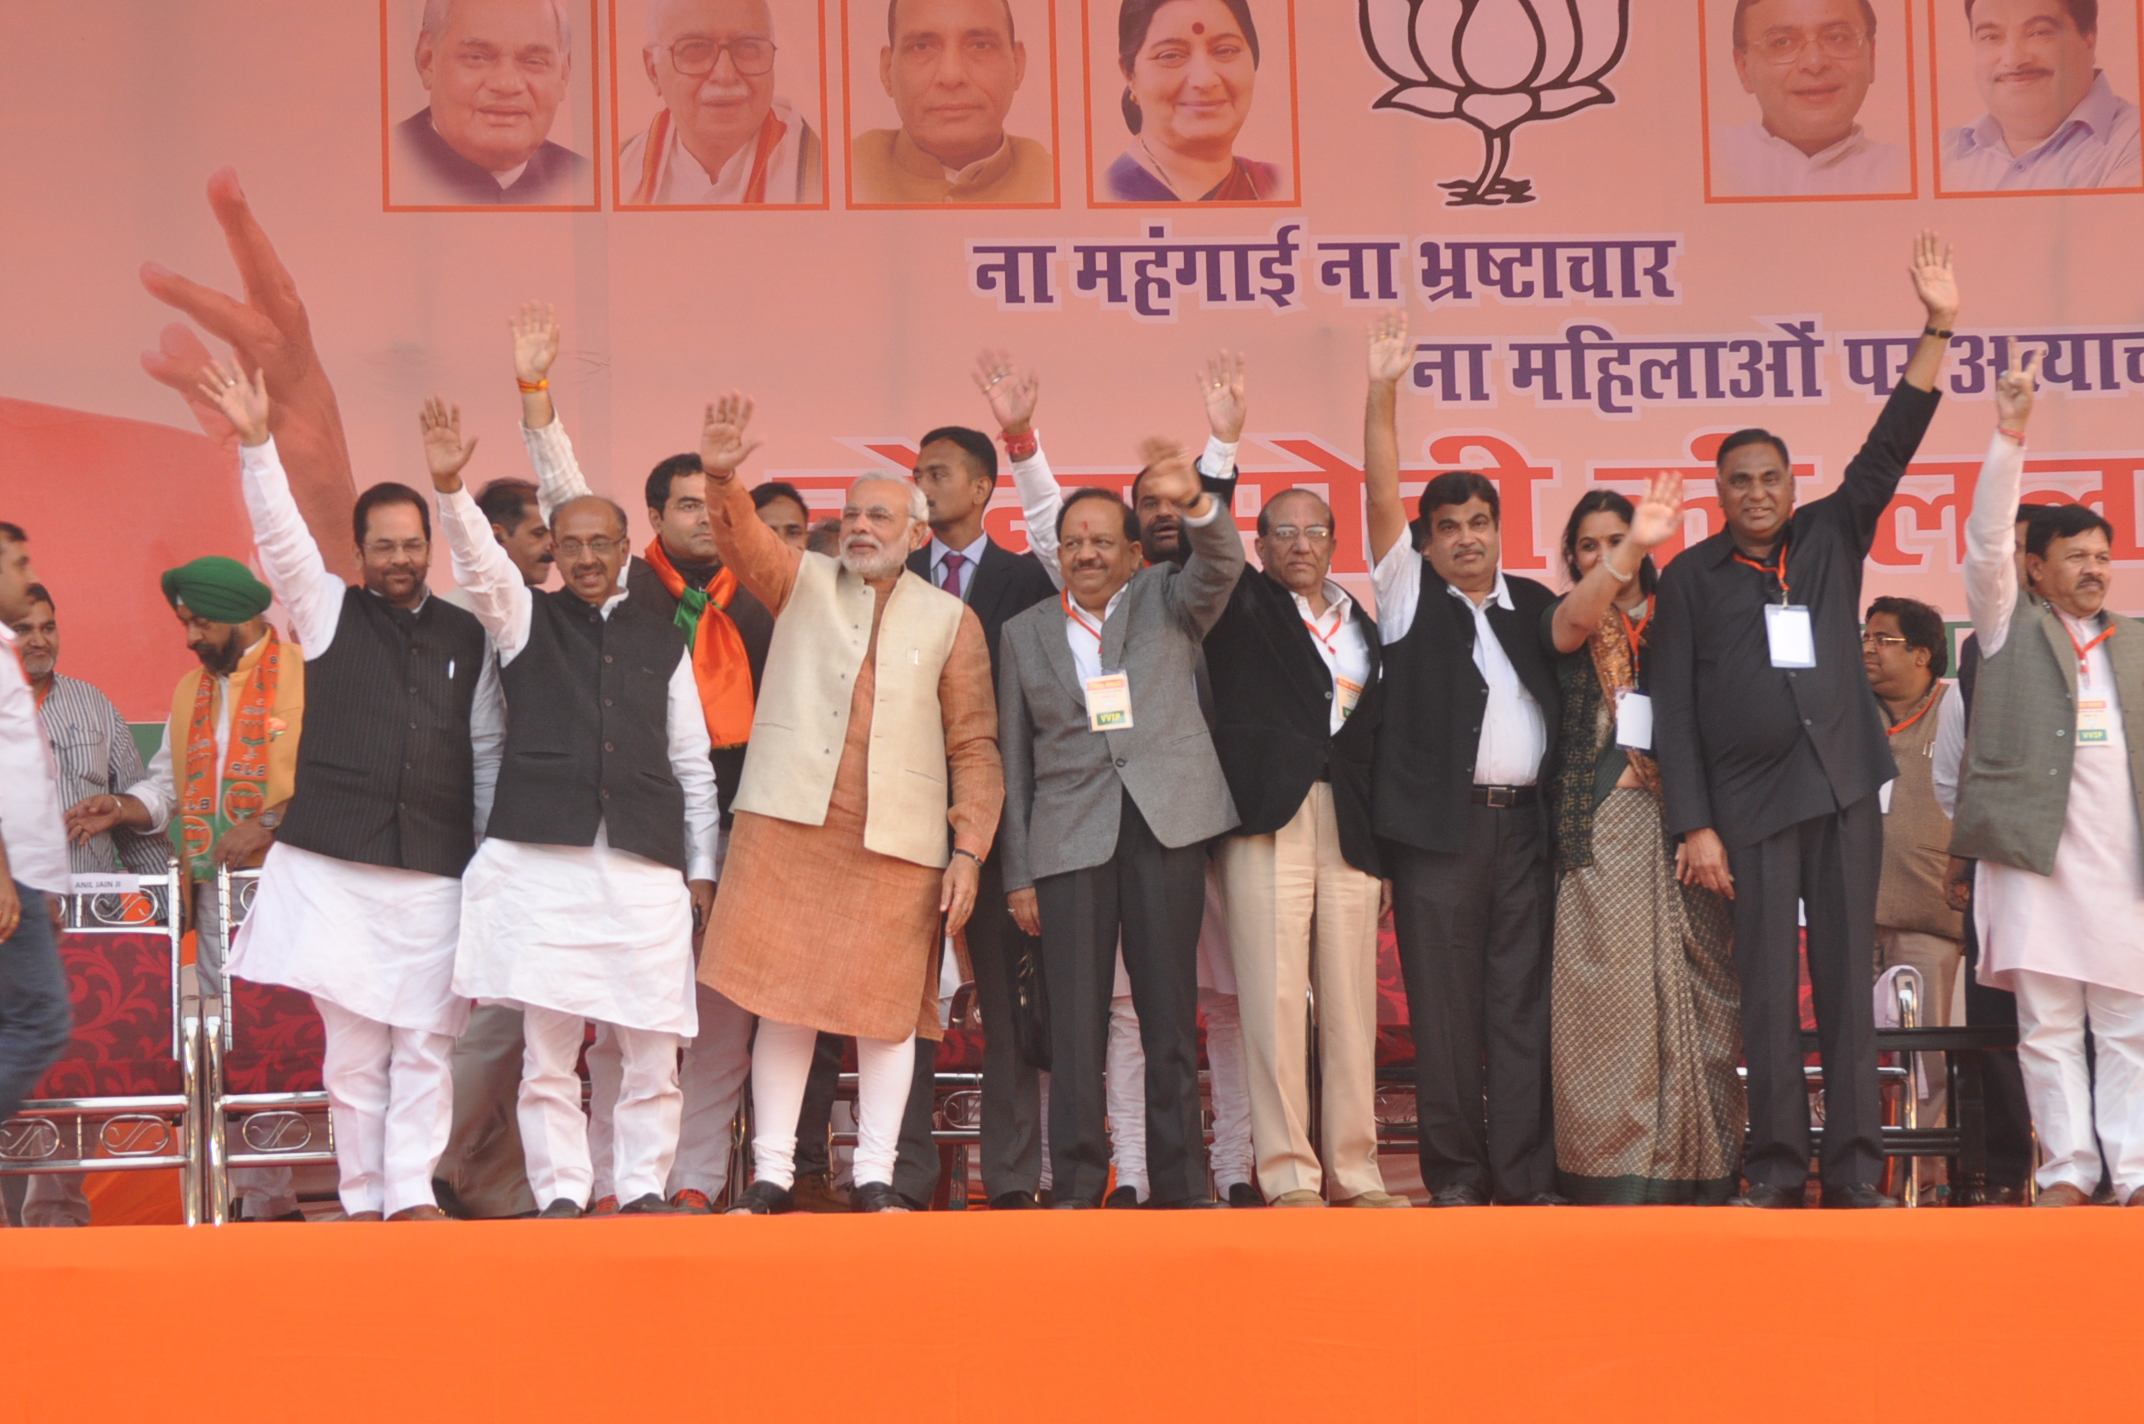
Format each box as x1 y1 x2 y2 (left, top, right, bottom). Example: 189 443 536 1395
510 300 560 385
974 349 1040 436
1995 348 2041 432
1367 310 1412 386
195 359 271 448
1909 230 1958 329
1137 436 1203 512
1628 471 1685 550
419 398 478 491
140 168 358 579
1199 350 1247 444
699 393 761 479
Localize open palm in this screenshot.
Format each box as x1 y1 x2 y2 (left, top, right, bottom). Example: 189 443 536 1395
1367 311 1411 385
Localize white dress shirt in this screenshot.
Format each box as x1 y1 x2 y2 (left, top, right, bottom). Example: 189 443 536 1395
1295 584 1374 736
0 621 72 896
1711 119 1910 196
1371 541 1547 785
1941 71 2143 191
928 532 990 601
617 99 816 205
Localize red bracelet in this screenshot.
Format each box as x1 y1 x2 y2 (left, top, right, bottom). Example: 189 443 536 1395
517 378 548 393
1000 429 1039 462
1997 426 2026 445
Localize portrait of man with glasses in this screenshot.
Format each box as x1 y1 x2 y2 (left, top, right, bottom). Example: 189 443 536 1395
1710 0 1912 197
618 0 826 205
391 0 594 207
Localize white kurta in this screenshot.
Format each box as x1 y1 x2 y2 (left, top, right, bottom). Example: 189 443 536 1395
222 438 504 1034
1962 432 2144 996
437 483 718 1038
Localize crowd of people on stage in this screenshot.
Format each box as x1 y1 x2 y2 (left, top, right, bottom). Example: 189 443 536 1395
1 228 2139 1222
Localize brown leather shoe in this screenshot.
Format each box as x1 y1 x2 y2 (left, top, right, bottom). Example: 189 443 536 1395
1332 1190 1413 1209
790 1170 851 1214
1270 1189 1325 1208
386 1205 450 1222
342 1210 384 1222
2034 1182 2092 1207
2126 1186 2144 1207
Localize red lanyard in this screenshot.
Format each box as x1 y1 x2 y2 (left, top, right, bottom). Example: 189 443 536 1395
1062 590 1103 644
2064 618 2114 680
1302 605 1343 653
1731 531 1791 602
1616 597 1652 649
1887 688 1937 738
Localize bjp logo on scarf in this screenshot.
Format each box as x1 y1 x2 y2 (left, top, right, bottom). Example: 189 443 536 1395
1359 0 1632 207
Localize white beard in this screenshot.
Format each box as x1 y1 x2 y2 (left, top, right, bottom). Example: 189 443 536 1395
839 540 906 581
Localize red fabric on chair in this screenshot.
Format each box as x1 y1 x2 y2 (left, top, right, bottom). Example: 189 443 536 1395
1374 915 1415 1070
30 931 182 1098
221 979 326 1095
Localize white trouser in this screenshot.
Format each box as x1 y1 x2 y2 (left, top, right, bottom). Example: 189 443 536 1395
587 984 754 1201
2013 970 2144 1200
749 1020 914 1191
521 1008 680 1208
1105 985 1255 1203
314 998 456 1217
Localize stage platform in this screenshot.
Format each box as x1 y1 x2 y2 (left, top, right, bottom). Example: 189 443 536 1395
2 1207 2134 1421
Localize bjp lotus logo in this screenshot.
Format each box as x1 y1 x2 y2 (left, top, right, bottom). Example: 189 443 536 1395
1360 0 1633 207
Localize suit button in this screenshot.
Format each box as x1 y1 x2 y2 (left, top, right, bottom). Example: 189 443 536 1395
601 788 611 799
604 655 614 664
1324 691 1333 700
1114 758 1127 768
603 698 614 707
1804 718 1813 726
408 686 418 695
604 742 615 753
408 722 418 731
2057 729 2068 738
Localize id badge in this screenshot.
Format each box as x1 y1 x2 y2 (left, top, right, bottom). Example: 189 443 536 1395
1085 671 1134 731
1765 603 1817 669
1335 676 1365 720
2078 697 2113 746
1614 690 1654 751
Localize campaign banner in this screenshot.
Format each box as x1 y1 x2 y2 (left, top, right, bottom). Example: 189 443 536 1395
1 0 2139 716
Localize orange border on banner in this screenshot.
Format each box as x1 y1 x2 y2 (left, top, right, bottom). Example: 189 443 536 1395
1695 0 1921 204
1079 0 1302 210
607 0 835 211
379 0 605 213
838 0 1065 211
1927 0 2144 198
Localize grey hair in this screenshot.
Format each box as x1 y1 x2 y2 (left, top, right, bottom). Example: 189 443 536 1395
647 0 774 46
422 0 574 51
849 475 928 524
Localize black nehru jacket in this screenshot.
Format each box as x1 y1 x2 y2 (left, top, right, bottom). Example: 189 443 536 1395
486 587 691 872
1203 570 1385 876
278 587 489 878
624 556 772 822
904 541 1057 669
1371 557 1561 855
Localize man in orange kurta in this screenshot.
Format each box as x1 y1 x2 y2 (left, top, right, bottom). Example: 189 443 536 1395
693 395 1002 1214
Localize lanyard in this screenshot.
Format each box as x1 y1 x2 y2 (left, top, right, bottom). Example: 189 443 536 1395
1887 687 1938 738
1616 597 1652 649
1062 590 1104 644
2064 617 2114 680
1731 531 1791 603
1302 603 1344 654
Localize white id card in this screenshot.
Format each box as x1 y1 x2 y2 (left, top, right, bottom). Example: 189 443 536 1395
1336 676 1365 720
1614 690 1654 751
1085 671 1134 731
68 873 135 897
2078 698 2114 746
1765 603 1817 669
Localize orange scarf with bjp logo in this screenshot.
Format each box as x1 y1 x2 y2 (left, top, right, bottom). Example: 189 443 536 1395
643 539 756 749
178 631 286 882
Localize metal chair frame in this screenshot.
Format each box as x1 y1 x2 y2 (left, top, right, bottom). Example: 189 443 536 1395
203 866 336 1224
0 862 202 1224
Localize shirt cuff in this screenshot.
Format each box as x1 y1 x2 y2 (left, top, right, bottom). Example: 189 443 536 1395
1181 494 1224 528
1198 435 1238 478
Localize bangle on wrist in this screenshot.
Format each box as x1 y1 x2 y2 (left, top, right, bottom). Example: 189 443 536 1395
1997 425 2026 446
1000 428 1039 461
1923 326 1954 340
953 847 982 866
517 378 548 393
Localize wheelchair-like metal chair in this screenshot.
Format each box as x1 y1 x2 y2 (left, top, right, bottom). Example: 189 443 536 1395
203 865 335 1224
0 861 202 1224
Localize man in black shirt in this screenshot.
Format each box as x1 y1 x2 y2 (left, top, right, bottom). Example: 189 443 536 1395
1652 232 1961 1208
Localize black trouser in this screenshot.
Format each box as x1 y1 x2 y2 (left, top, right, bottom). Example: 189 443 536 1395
0 884 72 1124
1728 797 1884 1192
1036 792 1209 1207
1387 804 1554 1201
1961 895 2034 1192
791 1032 846 1178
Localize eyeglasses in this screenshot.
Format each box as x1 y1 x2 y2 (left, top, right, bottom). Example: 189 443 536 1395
1266 524 1333 543
1859 632 1908 648
363 539 428 559
654 36 776 78
556 536 623 559
1747 27 1869 65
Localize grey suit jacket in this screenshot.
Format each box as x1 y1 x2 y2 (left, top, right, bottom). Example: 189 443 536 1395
997 504 1247 891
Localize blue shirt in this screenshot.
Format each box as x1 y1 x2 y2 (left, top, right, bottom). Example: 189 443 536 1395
1941 71 2142 191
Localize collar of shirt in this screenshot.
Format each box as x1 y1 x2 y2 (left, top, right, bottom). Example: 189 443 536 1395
1065 586 1129 629
1965 70 2121 157
1749 118 1872 170
1444 570 1515 612
668 99 797 201
931 532 990 585
1291 582 1354 634
943 136 1010 184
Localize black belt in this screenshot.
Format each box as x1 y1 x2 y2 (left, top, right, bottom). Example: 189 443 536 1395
1470 784 1537 808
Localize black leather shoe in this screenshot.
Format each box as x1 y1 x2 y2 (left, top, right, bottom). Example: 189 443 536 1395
1050 1197 1095 1209
725 1181 792 1215
1104 1185 1143 1209
1428 1184 1489 1207
850 1181 912 1213
1156 1196 1228 1209
1729 1183 1803 1209
616 1193 678 1215
1227 1182 1265 1208
432 1178 471 1220
987 1191 1040 1211
537 1198 584 1219
1821 1184 1899 1209
1513 1191 1571 1206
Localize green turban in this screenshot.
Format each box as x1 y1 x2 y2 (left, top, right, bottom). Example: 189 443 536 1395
160 557 272 624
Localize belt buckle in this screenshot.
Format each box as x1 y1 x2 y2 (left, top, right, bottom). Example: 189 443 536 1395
1483 785 1514 809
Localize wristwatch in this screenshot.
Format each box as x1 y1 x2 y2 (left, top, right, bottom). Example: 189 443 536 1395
257 809 283 831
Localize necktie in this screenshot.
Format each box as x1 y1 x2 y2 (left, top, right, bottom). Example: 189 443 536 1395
940 551 968 598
